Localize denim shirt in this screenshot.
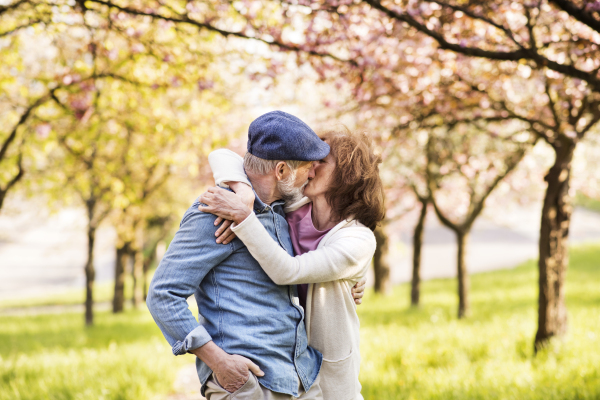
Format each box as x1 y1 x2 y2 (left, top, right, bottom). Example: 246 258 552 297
146 194 322 397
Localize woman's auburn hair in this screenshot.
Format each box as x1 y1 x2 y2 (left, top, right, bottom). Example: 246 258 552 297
320 129 386 231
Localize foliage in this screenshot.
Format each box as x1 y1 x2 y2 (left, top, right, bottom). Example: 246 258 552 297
1 0 244 214
425 123 531 229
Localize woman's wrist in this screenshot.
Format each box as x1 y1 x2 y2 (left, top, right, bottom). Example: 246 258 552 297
227 181 255 211
232 207 252 225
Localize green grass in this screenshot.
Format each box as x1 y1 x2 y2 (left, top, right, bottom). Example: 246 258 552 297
358 243 600 400
1 245 599 399
0 310 187 400
575 193 600 213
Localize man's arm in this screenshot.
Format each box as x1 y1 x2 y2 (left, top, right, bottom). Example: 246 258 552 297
192 342 264 392
146 205 262 390
208 149 251 188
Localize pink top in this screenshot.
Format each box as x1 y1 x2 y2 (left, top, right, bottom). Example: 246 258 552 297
286 203 333 310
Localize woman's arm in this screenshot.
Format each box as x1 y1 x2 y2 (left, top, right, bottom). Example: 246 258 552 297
206 149 254 244
208 149 251 188
232 213 376 284
200 187 376 285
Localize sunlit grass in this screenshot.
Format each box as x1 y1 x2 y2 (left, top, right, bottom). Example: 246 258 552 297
0 311 187 400
575 193 600 213
358 243 600 400
1 244 599 399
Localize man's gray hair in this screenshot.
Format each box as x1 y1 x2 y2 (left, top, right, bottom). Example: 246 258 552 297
243 153 305 175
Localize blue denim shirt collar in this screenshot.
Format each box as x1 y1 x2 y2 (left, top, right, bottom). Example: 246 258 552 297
251 186 285 215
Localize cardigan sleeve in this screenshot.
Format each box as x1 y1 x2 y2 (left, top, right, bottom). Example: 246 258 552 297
231 212 376 285
208 149 251 188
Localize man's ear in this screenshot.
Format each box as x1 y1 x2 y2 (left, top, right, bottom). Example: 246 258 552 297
274 161 288 182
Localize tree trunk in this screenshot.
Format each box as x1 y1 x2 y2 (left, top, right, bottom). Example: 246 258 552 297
411 197 428 307
0 189 7 212
84 203 96 326
143 256 152 301
456 230 470 319
0 156 24 212
373 225 391 294
131 247 144 308
142 241 159 301
535 142 574 352
113 242 130 313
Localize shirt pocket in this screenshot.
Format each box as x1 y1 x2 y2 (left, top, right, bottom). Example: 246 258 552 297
321 349 358 400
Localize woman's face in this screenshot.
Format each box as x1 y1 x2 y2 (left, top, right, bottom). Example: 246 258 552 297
303 150 336 200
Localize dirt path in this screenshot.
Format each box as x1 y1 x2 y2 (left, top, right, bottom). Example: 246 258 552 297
2 200 600 303
167 363 204 400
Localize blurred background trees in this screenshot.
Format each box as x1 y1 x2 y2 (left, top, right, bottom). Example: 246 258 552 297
2 0 600 356
0 0 241 325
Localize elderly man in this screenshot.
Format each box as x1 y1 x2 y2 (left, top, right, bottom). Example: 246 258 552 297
146 111 328 400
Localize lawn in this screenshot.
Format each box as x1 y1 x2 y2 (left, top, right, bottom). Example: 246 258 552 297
358 243 600 400
1 244 599 400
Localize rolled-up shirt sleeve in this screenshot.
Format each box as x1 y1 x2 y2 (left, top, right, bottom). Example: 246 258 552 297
147 204 232 355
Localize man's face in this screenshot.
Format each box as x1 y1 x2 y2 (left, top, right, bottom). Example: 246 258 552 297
293 161 314 189
303 151 335 200
277 161 313 205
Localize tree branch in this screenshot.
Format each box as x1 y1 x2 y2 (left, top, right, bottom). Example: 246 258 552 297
424 0 526 50
577 115 600 139
86 0 355 65
0 19 43 37
364 0 529 59
0 0 28 16
3 151 25 192
463 147 527 228
0 94 49 163
0 149 25 211
544 80 561 129
550 0 600 34
363 0 600 91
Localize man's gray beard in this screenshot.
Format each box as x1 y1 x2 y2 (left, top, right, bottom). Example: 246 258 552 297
277 171 307 207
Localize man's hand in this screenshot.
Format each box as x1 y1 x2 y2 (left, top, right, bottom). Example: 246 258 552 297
228 182 255 210
191 341 264 393
213 354 263 392
199 187 252 222
352 278 367 305
199 182 255 245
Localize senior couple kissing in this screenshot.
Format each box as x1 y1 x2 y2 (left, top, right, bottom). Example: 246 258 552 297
147 110 385 400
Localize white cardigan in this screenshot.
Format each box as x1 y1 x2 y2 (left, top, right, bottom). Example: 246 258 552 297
209 149 376 400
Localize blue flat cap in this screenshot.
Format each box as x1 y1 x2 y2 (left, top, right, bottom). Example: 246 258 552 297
248 111 330 161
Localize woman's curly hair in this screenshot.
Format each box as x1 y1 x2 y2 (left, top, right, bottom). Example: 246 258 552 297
320 128 385 231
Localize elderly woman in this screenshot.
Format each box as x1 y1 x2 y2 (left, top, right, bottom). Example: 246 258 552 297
200 129 385 400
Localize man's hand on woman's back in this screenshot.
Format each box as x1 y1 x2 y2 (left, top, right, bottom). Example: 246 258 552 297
352 279 367 305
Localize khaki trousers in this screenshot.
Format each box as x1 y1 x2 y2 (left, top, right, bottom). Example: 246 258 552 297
204 372 322 400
